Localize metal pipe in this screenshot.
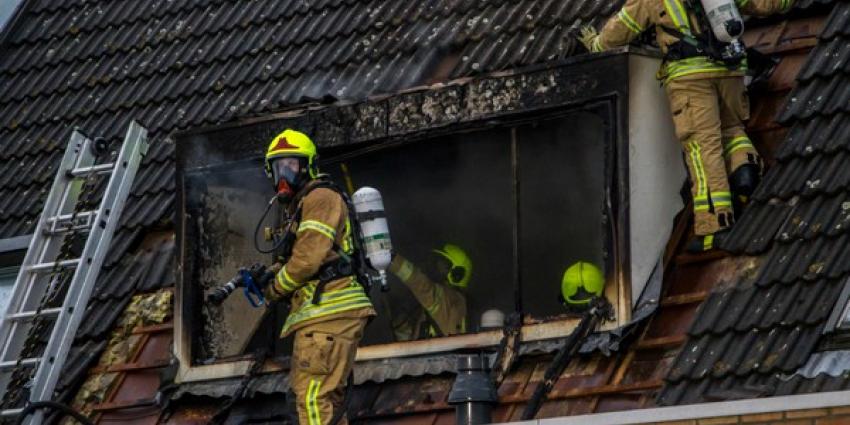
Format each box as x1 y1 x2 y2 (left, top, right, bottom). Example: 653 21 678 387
448 354 498 425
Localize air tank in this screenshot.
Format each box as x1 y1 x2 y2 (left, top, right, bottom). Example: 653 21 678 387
700 0 745 43
352 187 392 290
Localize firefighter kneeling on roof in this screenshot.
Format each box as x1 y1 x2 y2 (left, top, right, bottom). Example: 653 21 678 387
579 0 793 252
261 129 376 425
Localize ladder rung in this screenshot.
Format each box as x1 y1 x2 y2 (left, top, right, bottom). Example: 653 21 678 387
46 211 97 224
44 210 98 236
43 223 93 236
0 407 24 416
0 357 39 371
68 163 114 177
5 307 62 321
28 258 81 272
0 408 23 417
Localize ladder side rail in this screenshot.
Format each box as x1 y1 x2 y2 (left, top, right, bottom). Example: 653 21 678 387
27 123 148 421
0 131 95 365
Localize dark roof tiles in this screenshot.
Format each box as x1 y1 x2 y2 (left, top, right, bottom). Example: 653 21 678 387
661 1 850 405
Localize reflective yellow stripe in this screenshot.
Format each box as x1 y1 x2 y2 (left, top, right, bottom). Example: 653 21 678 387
298 220 336 240
724 136 754 156
712 191 733 209
307 379 322 425
396 259 414 283
282 282 373 335
689 141 708 200
664 0 692 33
663 56 748 82
591 37 604 52
780 0 792 11
276 266 300 292
703 234 714 250
735 0 750 6
617 8 643 34
341 219 353 254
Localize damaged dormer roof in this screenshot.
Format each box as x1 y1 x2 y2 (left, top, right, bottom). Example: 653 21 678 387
659 0 850 405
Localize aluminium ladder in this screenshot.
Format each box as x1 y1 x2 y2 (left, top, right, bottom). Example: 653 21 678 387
0 122 148 423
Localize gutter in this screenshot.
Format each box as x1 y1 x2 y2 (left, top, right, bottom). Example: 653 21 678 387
504 389 850 425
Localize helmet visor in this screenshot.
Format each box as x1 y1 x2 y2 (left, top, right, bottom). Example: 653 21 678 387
271 157 302 185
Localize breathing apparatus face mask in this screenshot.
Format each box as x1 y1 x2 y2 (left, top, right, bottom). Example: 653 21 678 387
271 157 305 202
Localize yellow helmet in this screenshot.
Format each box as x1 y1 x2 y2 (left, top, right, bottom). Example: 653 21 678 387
433 244 472 289
264 129 318 179
560 261 604 306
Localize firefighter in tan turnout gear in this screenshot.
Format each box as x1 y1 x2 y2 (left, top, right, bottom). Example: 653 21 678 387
387 244 470 340
579 0 793 252
261 129 376 425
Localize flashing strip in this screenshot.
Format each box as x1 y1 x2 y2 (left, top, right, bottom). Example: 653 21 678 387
505 389 850 425
0 234 32 253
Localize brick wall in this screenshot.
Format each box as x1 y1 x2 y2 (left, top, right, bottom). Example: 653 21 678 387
653 406 850 425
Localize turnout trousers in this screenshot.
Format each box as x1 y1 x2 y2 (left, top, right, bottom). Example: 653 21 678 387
291 317 367 425
665 76 761 236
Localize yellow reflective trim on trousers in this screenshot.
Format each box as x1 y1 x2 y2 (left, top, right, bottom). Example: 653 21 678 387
780 0 792 12
689 141 708 200
617 9 643 34
298 220 337 240
735 0 750 7
712 191 733 208
664 0 691 33
724 136 754 156
703 234 714 250
307 379 322 425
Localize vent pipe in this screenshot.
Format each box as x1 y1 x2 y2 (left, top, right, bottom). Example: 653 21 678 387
448 353 498 425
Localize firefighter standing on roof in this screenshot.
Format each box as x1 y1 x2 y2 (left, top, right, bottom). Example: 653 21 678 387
387 244 470 340
578 0 793 252
262 129 375 425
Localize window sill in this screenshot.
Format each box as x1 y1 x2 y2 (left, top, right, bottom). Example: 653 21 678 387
174 317 618 384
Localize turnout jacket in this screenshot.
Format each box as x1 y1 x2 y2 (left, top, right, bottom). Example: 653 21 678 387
388 255 466 339
272 181 375 337
588 0 793 83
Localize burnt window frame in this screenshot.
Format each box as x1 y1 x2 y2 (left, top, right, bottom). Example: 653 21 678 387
173 49 643 383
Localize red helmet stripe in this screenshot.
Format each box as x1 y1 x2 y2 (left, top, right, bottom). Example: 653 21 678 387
271 136 298 152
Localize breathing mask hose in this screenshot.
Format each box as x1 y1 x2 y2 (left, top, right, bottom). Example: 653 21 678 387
254 195 289 254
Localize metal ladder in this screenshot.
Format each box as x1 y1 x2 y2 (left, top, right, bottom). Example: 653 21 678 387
0 122 148 423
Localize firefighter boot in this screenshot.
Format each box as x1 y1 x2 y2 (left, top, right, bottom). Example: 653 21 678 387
686 210 734 253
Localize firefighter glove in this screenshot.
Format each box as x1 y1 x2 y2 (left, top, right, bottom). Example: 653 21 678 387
579 25 599 51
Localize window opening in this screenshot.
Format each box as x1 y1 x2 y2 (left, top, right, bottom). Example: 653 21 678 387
182 109 612 364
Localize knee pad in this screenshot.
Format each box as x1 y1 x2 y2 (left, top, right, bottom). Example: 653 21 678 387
730 163 761 200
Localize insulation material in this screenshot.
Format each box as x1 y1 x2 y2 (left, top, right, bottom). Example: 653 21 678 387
63 290 173 422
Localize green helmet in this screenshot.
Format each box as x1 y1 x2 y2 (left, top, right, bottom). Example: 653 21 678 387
561 261 604 306
432 244 472 289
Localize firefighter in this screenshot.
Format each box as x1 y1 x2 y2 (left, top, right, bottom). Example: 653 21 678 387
261 129 376 425
387 244 470 340
578 0 793 252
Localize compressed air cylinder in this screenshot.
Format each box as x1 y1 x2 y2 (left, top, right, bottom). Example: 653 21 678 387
701 0 744 42
352 187 392 289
